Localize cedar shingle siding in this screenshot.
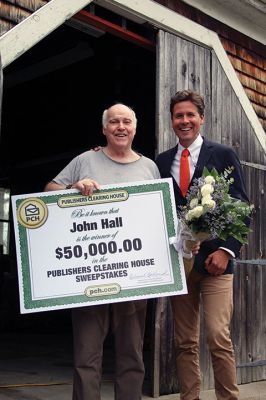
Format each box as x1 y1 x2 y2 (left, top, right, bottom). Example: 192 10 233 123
0 0 48 35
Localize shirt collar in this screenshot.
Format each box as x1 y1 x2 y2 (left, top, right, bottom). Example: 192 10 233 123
178 134 203 154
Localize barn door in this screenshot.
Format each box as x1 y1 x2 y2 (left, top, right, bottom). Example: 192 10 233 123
155 30 212 155
153 28 266 396
152 30 213 396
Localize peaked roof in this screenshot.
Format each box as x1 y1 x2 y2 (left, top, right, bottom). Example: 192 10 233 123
0 0 265 137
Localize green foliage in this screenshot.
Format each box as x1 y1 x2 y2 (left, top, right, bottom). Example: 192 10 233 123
178 167 253 245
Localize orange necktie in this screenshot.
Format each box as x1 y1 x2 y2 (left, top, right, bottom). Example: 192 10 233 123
180 148 190 197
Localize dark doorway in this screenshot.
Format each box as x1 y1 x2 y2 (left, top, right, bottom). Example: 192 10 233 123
0 12 156 395
1 22 156 194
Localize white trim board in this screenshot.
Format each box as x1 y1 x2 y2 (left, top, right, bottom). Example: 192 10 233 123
182 0 266 46
0 0 265 152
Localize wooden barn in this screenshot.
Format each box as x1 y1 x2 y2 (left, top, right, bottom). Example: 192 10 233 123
0 0 265 396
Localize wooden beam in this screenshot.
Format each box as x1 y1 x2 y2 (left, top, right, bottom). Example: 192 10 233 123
75 10 155 51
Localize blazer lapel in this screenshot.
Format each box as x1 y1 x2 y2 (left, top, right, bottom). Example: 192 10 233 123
166 145 184 200
164 145 178 177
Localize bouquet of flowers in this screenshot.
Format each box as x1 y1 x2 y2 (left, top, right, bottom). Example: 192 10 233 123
178 166 253 276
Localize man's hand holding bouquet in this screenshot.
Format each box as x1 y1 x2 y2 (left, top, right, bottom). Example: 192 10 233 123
177 166 253 277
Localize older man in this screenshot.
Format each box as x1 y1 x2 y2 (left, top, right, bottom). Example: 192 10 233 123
45 103 160 400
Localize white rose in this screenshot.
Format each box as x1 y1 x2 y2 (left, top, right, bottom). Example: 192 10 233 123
201 183 214 196
203 199 216 209
204 175 215 184
189 198 199 209
201 195 212 205
185 210 193 221
187 205 204 220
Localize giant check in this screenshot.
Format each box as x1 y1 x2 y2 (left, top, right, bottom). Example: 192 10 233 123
12 178 186 313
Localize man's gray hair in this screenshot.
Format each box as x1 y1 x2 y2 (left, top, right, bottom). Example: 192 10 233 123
102 104 137 128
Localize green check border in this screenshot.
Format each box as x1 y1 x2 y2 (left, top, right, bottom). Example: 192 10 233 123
15 181 183 311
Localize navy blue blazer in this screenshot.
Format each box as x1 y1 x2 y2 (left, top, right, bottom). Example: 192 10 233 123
156 138 249 274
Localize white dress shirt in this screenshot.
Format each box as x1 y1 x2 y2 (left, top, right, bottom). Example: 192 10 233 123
171 134 203 185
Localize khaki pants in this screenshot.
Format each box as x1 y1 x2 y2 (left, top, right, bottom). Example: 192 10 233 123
72 300 146 400
171 270 239 400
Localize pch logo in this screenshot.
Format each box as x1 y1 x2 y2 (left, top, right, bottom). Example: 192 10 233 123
17 198 48 229
25 203 40 221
